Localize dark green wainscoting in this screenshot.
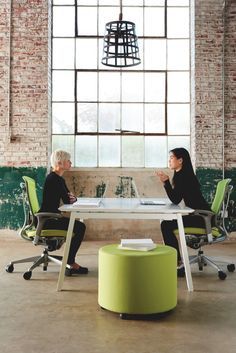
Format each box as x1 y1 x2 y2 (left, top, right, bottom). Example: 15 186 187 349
0 167 235 232
0 167 46 229
196 168 236 232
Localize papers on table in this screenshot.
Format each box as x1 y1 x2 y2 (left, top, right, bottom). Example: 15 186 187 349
72 198 102 207
118 238 157 251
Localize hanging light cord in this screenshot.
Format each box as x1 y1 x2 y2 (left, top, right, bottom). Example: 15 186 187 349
119 0 123 21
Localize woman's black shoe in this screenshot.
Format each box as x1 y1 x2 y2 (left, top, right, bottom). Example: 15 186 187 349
177 267 185 278
65 266 88 276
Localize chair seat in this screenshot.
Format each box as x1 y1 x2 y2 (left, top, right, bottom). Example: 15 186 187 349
26 229 67 238
174 227 221 237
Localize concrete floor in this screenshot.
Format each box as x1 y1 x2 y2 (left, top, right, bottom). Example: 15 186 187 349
0 230 236 353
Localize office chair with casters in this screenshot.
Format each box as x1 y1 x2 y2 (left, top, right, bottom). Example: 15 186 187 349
5 176 70 280
176 178 235 280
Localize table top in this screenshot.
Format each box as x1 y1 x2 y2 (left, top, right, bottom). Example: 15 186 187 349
59 197 194 215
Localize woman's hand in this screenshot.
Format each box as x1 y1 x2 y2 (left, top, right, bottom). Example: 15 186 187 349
68 192 77 204
156 171 169 183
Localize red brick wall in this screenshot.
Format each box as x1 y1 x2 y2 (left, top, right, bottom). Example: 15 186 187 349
224 0 236 168
195 0 236 169
0 0 49 167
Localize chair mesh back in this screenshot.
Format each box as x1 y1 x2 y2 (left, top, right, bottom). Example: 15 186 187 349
211 179 231 214
22 176 40 215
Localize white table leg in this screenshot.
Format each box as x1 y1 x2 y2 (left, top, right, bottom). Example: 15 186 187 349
177 214 193 292
56 212 76 291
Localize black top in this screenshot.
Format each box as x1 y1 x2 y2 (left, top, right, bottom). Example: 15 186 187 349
39 172 70 213
164 169 210 210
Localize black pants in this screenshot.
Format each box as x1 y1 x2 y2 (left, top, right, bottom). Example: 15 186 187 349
161 215 207 262
43 217 86 265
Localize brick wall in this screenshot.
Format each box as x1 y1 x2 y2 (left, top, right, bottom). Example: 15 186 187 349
224 0 236 168
195 0 236 169
0 0 49 168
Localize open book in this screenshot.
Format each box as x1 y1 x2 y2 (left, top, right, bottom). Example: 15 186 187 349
118 238 157 251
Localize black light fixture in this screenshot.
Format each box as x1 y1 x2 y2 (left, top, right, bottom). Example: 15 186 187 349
101 0 141 68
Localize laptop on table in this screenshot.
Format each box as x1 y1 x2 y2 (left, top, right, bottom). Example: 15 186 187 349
73 182 109 207
131 180 166 206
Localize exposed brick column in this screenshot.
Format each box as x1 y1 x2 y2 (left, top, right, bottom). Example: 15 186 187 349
0 0 49 167
195 0 225 169
224 0 236 168
0 1 11 164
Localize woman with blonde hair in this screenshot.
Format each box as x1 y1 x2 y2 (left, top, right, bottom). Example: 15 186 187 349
39 149 88 275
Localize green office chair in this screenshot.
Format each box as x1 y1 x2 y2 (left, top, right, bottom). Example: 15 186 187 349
176 178 235 280
5 176 70 280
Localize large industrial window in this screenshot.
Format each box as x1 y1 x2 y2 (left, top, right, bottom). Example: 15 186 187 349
52 0 190 167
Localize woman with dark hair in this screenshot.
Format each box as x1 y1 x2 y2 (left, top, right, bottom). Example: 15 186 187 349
156 147 210 274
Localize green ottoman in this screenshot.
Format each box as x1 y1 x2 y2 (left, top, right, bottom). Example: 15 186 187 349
98 244 177 317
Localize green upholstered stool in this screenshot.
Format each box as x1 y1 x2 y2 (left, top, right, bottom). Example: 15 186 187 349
98 244 177 317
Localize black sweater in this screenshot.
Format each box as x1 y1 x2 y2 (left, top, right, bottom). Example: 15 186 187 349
164 169 210 210
39 172 70 213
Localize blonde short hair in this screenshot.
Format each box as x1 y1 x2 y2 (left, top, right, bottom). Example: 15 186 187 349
50 149 71 168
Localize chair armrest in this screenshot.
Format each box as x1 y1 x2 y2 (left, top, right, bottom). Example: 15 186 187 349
35 212 63 219
34 212 63 243
192 209 215 243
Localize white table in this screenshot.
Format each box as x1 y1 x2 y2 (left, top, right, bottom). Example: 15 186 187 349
57 198 194 292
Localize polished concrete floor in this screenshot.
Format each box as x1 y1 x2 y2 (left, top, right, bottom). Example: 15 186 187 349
0 230 236 353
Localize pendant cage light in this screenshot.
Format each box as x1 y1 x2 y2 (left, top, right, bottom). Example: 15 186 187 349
101 0 141 68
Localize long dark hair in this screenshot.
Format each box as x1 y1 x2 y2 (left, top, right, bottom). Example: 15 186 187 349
170 147 200 187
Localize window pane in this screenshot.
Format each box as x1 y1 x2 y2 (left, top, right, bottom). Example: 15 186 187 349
53 7 75 37
99 0 120 4
99 72 120 101
99 6 119 36
53 39 74 69
76 39 97 69
167 0 189 6
167 40 189 70
52 103 74 133
123 7 143 37
99 103 120 132
167 8 189 38
99 136 120 167
52 71 74 101
52 135 75 165
75 136 97 167
122 73 143 102
144 7 165 37
145 136 167 168
77 7 97 35
123 0 143 5
168 104 190 135
77 72 97 101
122 104 143 133
53 0 74 4
122 136 144 167
77 0 97 4
145 39 166 70
145 73 165 102
168 136 190 155
168 72 190 102
145 104 165 133
77 103 97 132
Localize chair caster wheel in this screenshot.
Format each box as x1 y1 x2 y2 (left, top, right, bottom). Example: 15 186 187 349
227 264 235 272
120 313 128 320
218 271 227 280
23 271 32 280
6 264 14 273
